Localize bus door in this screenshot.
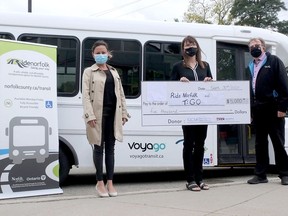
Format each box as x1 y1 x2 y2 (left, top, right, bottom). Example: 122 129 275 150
216 42 256 165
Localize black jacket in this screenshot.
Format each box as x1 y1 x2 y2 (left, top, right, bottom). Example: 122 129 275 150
248 52 288 112
170 61 212 81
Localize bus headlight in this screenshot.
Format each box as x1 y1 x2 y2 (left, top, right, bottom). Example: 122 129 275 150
13 149 19 156
40 149 46 155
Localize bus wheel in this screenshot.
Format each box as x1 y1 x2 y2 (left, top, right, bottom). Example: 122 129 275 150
59 147 70 186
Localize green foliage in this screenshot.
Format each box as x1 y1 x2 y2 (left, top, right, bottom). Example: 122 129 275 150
211 0 235 24
184 12 212 24
230 0 287 29
181 0 288 35
183 0 234 24
183 0 212 23
277 20 288 34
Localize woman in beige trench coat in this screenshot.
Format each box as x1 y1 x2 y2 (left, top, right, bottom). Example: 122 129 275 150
82 40 129 198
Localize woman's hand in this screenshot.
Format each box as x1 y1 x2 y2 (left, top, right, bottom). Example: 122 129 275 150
122 118 128 125
204 77 213 81
278 111 286 118
180 77 189 82
88 119 97 127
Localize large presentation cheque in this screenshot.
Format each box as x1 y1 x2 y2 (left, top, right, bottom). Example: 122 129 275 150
141 81 251 126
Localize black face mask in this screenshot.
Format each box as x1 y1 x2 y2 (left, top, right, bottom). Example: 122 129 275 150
250 47 262 58
185 47 197 57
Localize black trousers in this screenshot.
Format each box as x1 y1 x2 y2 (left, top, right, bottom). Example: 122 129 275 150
182 125 208 184
93 107 116 181
253 103 288 178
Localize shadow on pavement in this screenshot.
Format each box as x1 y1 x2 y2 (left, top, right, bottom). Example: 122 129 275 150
62 167 259 187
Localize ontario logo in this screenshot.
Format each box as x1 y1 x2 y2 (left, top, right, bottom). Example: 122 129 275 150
7 58 50 69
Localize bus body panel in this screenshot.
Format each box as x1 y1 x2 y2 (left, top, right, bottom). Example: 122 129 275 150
1 12 288 178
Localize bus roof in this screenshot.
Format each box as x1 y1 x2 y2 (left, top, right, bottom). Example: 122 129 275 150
0 12 283 38
1 12 288 66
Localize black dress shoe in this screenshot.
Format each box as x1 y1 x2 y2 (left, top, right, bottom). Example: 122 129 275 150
281 176 288 185
247 176 268 184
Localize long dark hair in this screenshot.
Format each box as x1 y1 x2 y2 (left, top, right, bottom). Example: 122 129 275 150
181 35 206 69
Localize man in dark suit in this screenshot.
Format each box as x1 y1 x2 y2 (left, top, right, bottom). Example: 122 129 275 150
247 37 288 185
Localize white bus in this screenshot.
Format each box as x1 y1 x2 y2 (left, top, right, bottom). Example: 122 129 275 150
1 12 288 184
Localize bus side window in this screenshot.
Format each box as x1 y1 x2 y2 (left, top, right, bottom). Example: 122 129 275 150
0 32 15 40
144 41 182 81
82 38 141 98
18 34 80 97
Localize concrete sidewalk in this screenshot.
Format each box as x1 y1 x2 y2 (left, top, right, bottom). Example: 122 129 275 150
0 176 287 216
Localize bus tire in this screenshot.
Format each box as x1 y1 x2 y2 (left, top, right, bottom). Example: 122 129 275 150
59 147 70 186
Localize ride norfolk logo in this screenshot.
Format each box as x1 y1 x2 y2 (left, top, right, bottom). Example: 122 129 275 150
7 58 50 70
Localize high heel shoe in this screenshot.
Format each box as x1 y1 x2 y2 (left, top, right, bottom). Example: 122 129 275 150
106 186 118 197
95 185 109 198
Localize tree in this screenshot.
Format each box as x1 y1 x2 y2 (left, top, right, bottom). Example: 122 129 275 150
182 0 288 35
183 0 235 24
212 0 235 24
230 0 287 29
277 20 288 34
183 0 213 24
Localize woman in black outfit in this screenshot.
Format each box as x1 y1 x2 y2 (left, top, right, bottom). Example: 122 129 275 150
171 35 213 191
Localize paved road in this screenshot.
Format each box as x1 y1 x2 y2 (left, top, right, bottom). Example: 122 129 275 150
61 167 256 196
1 167 287 216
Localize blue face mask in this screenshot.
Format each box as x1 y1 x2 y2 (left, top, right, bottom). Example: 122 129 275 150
94 54 108 64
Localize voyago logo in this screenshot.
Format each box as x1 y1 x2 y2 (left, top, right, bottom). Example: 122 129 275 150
7 58 50 69
128 142 166 152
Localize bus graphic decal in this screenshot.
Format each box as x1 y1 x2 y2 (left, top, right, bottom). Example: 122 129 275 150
6 117 51 164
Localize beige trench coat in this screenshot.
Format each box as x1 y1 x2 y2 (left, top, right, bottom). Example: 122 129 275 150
82 63 129 145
